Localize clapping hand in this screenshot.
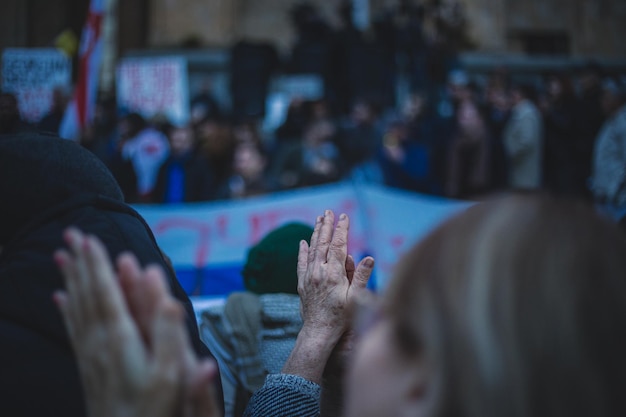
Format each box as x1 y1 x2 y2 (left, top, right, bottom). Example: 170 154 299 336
53 229 221 417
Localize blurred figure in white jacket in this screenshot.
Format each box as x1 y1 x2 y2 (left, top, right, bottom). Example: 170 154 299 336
591 79 626 222
503 83 543 189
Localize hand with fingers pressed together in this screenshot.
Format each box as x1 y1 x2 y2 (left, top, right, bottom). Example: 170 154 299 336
282 210 375 386
53 228 221 417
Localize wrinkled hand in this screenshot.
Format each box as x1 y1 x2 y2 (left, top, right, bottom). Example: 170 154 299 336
53 228 220 417
297 210 374 344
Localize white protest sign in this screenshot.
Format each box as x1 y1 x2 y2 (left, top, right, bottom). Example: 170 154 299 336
117 56 189 126
1 48 71 123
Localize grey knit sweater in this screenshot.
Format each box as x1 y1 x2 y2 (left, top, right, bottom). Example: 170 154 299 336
244 374 321 417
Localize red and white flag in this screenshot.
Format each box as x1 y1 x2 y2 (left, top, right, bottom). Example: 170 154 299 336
59 0 105 140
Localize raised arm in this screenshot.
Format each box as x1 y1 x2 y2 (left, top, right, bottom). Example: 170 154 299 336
244 211 374 417
54 228 220 417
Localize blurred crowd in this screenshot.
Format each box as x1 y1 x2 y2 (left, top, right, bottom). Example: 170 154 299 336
1 0 625 209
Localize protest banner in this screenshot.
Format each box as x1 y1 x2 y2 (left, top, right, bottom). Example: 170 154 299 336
117 56 189 125
1 48 71 123
135 183 468 296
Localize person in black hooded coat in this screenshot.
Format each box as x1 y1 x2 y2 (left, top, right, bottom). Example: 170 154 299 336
0 132 223 417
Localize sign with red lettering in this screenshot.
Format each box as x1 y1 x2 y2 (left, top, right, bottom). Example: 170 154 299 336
117 57 189 126
1 48 71 122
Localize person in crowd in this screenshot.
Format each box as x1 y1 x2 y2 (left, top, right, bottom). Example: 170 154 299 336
330 0 366 115
482 69 511 191
274 98 312 146
503 83 543 190
0 132 222 417
38 87 69 134
230 40 279 120
232 118 265 148
153 125 214 203
288 2 334 93
54 195 626 417
572 62 606 200
271 119 341 190
379 94 439 194
200 222 314 417
117 112 170 202
590 79 626 222
216 142 269 200
0 91 25 134
335 99 384 182
191 80 222 126
196 117 237 193
540 73 579 196
83 101 137 202
81 96 119 163
445 80 490 198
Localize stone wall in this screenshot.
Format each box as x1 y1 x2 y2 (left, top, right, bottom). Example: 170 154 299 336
1 0 623 59
146 0 626 58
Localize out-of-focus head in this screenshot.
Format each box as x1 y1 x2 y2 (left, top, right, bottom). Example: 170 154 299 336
118 112 146 140
0 92 21 134
600 78 626 116
233 142 266 181
577 61 604 94
50 86 69 112
350 99 377 125
510 83 537 105
196 117 235 158
232 119 261 146
169 125 195 156
303 119 335 146
448 70 471 101
402 93 426 120
346 194 626 417
0 133 123 245
242 222 314 295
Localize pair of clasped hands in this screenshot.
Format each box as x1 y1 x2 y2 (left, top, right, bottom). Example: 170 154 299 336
53 210 374 417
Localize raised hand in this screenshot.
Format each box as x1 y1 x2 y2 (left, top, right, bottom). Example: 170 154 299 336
282 211 374 386
53 228 220 417
296 210 374 342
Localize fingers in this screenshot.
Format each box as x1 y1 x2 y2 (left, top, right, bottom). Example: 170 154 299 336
307 215 323 265
151 298 186 388
345 255 355 283
328 213 349 267
297 240 309 283
351 257 375 291
54 250 83 339
62 229 98 320
314 210 335 263
118 253 171 346
117 252 143 310
82 235 130 321
52 290 76 342
187 360 221 417
142 265 172 339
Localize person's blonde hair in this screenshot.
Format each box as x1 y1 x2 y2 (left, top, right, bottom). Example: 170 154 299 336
386 194 626 417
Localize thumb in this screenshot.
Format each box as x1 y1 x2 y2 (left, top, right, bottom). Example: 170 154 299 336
351 257 374 291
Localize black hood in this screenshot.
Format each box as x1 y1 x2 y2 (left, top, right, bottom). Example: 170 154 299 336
0 132 124 244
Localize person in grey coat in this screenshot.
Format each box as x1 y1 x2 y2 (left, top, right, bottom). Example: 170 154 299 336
591 80 626 221
503 84 543 189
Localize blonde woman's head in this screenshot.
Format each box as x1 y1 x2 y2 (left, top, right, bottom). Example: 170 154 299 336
346 195 626 417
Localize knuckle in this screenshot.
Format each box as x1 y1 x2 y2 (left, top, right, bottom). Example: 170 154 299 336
332 235 347 247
